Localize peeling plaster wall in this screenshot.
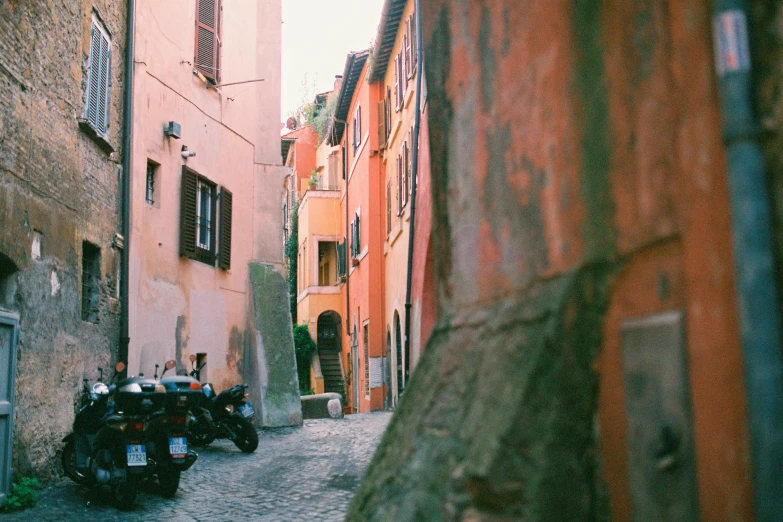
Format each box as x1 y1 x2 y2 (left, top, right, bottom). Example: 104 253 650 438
349 1 751 520
0 0 126 479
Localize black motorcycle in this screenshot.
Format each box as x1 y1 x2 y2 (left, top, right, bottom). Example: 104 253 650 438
186 355 258 453
61 363 119 486
62 362 168 509
131 360 200 498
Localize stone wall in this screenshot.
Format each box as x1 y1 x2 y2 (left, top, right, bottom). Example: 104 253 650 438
0 0 126 479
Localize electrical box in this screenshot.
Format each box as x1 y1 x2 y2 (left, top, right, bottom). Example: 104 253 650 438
163 121 181 139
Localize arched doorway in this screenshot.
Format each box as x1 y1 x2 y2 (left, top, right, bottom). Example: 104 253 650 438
394 312 403 397
316 311 343 396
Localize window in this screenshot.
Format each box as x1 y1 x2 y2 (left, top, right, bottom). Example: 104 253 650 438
350 212 361 259
404 31 411 79
394 53 403 111
145 161 157 205
352 105 362 152
386 181 392 237
195 0 221 82
179 167 232 268
337 240 347 277
364 322 370 397
196 180 213 249
81 241 101 323
378 98 387 151
83 14 112 138
410 12 418 73
385 88 392 141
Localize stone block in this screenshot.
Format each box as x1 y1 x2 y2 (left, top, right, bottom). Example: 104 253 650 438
301 393 344 419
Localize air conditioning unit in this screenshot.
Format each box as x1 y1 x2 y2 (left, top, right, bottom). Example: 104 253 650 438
163 121 181 139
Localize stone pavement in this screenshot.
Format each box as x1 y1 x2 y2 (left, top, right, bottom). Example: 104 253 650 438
1 412 391 522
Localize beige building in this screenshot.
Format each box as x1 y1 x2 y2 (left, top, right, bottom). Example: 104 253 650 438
127 0 291 412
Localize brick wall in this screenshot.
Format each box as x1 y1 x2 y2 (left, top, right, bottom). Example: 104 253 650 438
0 0 126 479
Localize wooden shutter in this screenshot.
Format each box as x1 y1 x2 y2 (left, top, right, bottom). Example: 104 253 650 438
357 105 362 146
195 0 220 81
386 181 392 236
356 213 361 252
394 54 400 111
386 88 392 140
404 26 411 79
411 11 418 69
179 167 198 258
397 154 403 214
378 99 387 150
337 241 346 276
86 20 111 135
218 186 232 269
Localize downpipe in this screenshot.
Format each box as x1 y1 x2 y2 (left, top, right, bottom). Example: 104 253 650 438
711 2 783 519
119 0 135 377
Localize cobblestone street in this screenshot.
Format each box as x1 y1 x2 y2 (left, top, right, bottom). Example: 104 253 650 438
1 412 391 522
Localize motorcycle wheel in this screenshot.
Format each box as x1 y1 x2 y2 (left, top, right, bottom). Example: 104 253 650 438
111 475 138 511
61 439 91 485
157 468 181 498
226 416 258 453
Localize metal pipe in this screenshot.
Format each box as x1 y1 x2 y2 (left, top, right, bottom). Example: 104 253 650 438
711 2 783 519
119 0 135 377
403 0 423 392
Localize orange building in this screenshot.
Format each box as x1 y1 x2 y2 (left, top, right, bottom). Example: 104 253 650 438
368 0 433 406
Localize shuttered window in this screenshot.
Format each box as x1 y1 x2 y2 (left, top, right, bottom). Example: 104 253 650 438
386 181 392 236
218 187 232 269
85 16 112 136
195 0 221 82
394 54 402 111
397 153 404 215
337 240 347 277
378 99 387 150
180 167 231 268
404 29 411 79
411 11 418 70
385 88 392 141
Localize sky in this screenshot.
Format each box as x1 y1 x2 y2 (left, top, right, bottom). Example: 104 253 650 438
281 0 386 120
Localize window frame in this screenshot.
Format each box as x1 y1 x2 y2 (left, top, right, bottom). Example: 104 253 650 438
81 13 112 144
145 161 157 205
194 0 222 83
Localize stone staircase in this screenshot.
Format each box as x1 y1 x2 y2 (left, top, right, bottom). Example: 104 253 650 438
318 351 345 395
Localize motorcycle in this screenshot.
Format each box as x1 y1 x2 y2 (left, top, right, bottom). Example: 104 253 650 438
144 359 201 498
186 354 259 453
62 361 168 509
61 363 121 486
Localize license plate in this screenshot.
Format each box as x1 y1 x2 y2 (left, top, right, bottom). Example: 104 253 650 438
169 437 187 458
239 403 254 418
126 444 147 466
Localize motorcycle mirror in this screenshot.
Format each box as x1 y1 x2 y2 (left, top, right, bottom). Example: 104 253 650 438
189 354 196 363
98 367 103 382
154 363 160 380
165 360 176 370
115 361 126 373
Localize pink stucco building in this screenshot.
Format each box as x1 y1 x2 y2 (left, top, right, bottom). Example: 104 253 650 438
127 0 293 421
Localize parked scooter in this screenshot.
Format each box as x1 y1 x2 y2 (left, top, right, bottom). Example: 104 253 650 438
143 360 200 498
61 362 123 486
62 361 168 509
186 354 259 453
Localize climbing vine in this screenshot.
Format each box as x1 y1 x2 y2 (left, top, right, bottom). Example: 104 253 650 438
285 199 299 323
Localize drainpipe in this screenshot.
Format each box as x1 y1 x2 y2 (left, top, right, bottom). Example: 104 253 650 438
403 0 423 392
711 3 783 519
119 0 135 377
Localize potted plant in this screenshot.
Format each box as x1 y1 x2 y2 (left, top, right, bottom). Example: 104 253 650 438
308 170 319 189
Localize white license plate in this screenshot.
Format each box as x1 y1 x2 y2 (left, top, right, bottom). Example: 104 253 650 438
239 404 254 418
126 444 147 466
169 437 187 457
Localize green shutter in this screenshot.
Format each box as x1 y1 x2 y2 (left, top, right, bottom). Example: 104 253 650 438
218 186 232 269
179 167 198 258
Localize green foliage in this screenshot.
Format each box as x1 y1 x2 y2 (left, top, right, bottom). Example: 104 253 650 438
1 475 42 513
284 199 299 323
310 95 337 143
293 324 317 392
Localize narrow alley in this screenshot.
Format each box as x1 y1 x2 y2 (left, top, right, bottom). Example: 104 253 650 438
1 413 390 522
